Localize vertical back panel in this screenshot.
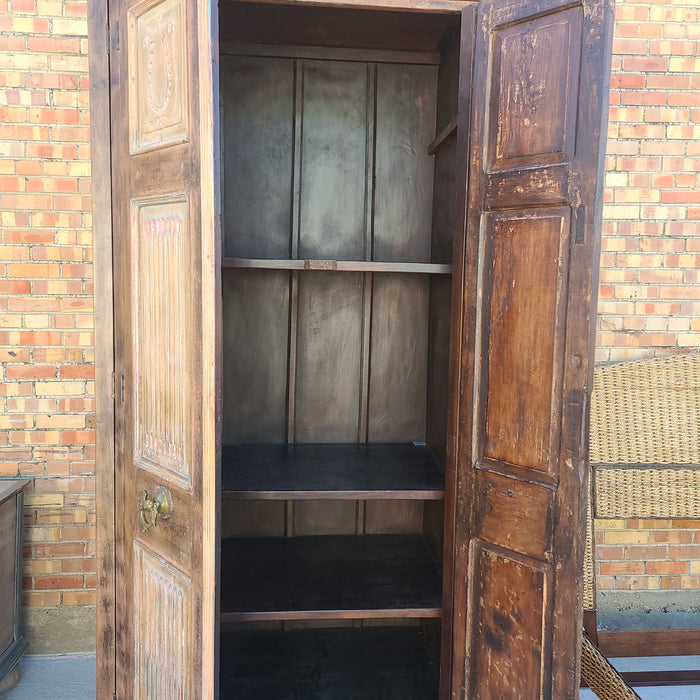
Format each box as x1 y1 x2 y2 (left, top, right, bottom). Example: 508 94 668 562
368 274 429 442
221 56 294 259
295 272 363 442
222 270 290 443
299 61 368 261
374 64 437 263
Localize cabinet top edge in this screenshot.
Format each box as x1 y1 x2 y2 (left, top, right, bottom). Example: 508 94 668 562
0 479 30 504
221 0 475 15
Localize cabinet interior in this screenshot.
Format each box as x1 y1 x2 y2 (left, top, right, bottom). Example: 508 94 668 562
218 3 464 696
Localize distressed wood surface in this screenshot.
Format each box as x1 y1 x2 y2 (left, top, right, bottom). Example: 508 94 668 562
597 629 700 658
88 1 115 697
448 0 614 697
0 498 18 654
438 8 476 699
110 0 219 697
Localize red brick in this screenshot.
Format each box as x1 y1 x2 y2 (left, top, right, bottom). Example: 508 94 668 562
5 365 57 380
33 575 84 591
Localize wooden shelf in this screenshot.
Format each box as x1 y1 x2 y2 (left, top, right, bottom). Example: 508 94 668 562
220 626 439 700
220 534 442 621
222 443 445 500
222 257 452 274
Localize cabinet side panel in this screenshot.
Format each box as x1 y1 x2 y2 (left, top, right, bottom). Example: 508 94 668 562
374 64 437 263
0 499 17 653
222 56 294 259
299 61 367 261
222 270 290 443
295 272 363 442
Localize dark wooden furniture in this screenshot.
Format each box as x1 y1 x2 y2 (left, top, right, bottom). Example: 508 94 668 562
89 0 613 697
0 480 29 686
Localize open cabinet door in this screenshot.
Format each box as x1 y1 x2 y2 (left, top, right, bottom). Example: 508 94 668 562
448 0 612 697
110 0 219 698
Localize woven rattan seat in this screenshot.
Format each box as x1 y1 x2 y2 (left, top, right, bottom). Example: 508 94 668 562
580 351 699 698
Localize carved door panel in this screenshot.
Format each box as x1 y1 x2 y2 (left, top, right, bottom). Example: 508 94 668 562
448 0 612 697
110 0 219 698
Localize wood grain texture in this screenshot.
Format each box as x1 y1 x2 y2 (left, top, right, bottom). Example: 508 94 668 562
221 56 294 258
220 1 463 52
481 207 570 478
128 0 189 154
0 484 28 682
0 499 17 654
438 9 476 699
597 629 700 658
449 0 613 697
374 63 437 262
87 0 115 694
467 544 552 699
487 6 582 171
111 0 219 696
300 61 368 260
295 273 364 442
133 541 193 699
131 196 191 489
222 270 290 443
368 275 430 442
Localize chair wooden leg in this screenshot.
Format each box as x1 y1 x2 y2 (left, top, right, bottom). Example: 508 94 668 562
583 609 599 645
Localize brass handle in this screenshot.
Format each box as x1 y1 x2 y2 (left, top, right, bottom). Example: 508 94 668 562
140 488 171 532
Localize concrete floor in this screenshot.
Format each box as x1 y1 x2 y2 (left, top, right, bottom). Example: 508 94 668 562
0 654 95 700
0 653 698 699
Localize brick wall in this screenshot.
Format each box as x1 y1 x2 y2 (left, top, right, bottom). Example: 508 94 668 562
596 518 700 593
597 0 700 364
593 0 700 611
0 0 95 648
0 0 698 651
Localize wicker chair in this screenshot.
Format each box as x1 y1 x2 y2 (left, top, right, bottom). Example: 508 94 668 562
580 351 700 698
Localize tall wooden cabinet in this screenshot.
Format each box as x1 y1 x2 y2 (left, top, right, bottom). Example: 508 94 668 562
90 0 613 697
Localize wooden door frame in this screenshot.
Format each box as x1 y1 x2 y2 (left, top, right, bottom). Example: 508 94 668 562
88 1 116 696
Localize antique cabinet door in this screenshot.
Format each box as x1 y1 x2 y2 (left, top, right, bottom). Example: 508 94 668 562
447 0 612 697
109 0 219 698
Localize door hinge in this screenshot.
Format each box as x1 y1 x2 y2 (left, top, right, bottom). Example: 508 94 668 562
105 23 110 55
106 20 119 54
112 372 124 403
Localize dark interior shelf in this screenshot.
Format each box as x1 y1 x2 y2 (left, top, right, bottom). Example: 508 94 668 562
220 626 439 700
221 443 445 500
222 257 452 274
220 534 442 621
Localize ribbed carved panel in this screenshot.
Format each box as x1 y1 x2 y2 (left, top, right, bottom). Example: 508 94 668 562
134 540 192 700
132 196 190 488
